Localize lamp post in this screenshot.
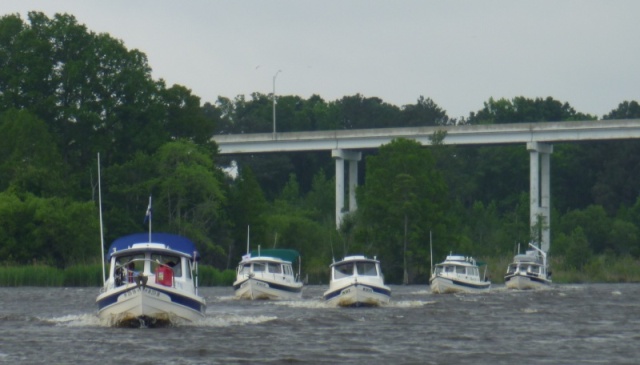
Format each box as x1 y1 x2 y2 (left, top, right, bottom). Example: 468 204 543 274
272 70 281 139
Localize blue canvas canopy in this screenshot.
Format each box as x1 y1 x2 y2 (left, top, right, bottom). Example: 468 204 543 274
106 232 197 260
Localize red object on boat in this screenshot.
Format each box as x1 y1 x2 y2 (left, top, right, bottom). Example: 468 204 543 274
155 265 173 286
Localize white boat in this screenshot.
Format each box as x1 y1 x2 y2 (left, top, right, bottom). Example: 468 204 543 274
323 255 391 307
96 233 206 327
233 248 303 300
504 242 552 290
430 254 491 294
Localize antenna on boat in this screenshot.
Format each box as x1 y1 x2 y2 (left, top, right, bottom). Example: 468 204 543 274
246 225 250 255
273 231 278 248
145 195 152 243
429 230 433 277
97 153 106 285
329 230 335 263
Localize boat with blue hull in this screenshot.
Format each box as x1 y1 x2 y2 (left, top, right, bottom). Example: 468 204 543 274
430 254 491 294
96 233 206 327
233 248 304 300
323 255 391 307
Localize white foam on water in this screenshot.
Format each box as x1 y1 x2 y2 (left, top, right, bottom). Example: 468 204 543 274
43 313 106 327
387 300 436 308
188 314 277 327
522 308 539 314
611 290 622 296
273 300 332 309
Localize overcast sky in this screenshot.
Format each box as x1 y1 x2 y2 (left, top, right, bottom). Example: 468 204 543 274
2 1 639 119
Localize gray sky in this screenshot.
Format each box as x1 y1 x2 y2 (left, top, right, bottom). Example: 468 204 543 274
1 1 639 119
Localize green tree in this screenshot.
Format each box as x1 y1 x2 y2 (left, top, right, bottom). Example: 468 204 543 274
356 138 448 283
0 109 67 196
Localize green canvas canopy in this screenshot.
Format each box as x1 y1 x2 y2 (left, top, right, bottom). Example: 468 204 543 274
250 249 300 263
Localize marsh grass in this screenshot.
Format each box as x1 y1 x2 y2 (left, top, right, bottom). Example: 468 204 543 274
0 264 236 287
479 254 640 284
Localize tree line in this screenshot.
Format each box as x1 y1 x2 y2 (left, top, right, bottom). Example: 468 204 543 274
1 12 640 283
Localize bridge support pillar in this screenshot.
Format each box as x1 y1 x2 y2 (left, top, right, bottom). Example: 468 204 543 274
332 149 362 228
527 142 553 253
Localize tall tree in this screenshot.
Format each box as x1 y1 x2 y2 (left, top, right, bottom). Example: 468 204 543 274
356 138 449 283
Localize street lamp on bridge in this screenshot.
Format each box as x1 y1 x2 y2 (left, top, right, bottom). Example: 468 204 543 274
272 70 281 139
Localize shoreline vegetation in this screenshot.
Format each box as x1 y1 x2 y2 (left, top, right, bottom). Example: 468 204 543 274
2 254 639 287
0 264 237 287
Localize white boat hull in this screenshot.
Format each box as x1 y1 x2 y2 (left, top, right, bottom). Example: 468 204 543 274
96 283 206 327
430 276 491 294
505 273 551 290
323 281 391 307
233 277 303 300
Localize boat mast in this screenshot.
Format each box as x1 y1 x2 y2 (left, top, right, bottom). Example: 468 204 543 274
97 153 106 285
429 230 433 276
246 225 250 255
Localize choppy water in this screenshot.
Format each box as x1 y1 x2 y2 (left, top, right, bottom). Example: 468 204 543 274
1 284 639 364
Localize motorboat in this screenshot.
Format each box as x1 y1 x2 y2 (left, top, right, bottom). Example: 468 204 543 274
96 232 206 327
323 255 391 307
504 242 552 290
233 248 303 300
430 254 491 294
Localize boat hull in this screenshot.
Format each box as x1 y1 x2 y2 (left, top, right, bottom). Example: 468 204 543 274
504 273 551 290
323 282 391 307
233 277 303 300
96 283 206 327
430 276 491 294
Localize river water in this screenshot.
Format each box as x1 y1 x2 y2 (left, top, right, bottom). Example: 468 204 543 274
1 284 639 364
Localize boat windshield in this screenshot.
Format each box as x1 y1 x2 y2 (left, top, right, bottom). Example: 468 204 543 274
268 262 282 274
239 263 251 275
356 262 378 276
151 254 182 277
507 264 517 274
253 262 266 273
334 263 354 279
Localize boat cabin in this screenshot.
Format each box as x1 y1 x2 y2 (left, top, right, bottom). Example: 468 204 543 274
237 259 296 278
331 256 381 280
109 244 194 289
505 251 546 277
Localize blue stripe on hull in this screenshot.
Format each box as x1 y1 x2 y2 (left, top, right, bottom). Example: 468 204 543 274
505 273 551 285
324 283 391 302
97 285 205 313
233 278 303 294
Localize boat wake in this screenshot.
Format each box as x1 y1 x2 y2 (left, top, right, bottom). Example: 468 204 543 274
189 314 277 327
387 300 436 308
42 313 106 327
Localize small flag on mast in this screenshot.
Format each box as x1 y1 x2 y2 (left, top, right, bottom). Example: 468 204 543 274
143 195 152 225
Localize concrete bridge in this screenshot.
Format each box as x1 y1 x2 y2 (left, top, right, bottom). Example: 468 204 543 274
213 119 640 253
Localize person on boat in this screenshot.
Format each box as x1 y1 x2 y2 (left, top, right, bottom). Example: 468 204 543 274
127 262 136 284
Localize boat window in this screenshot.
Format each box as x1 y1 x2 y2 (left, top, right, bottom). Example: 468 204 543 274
507 265 517 274
444 266 455 273
356 262 378 276
268 262 282 274
334 263 354 279
284 265 293 276
456 266 466 274
435 266 443 275
529 265 540 274
253 263 265 272
468 267 478 276
151 254 182 277
239 263 251 275
113 254 144 285
185 261 192 279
